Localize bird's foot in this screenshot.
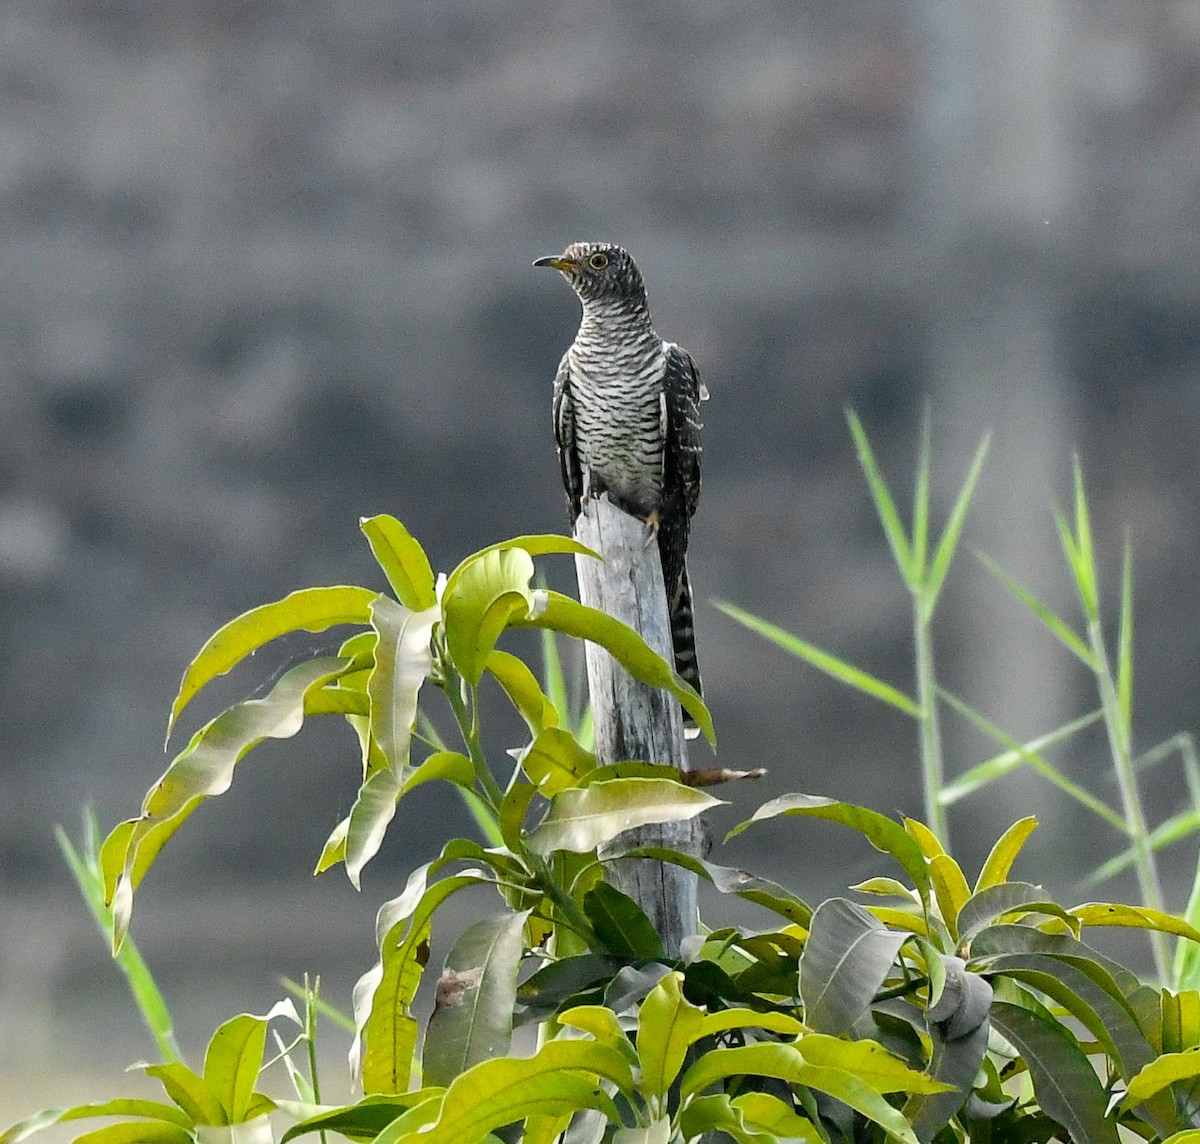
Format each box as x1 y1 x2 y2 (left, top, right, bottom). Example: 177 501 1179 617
642 510 661 549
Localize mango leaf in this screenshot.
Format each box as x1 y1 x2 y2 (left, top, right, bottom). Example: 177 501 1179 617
342 600 439 887
557 1005 639 1062
975 818 1039 892
360 515 436 611
442 534 598 602
485 650 559 736
203 1001 297 1123
801 898 910 1035
166 586 378 742
678 1092 811 1144
989 1000 1119 1144
423 911 529 1088
904 1005 991 1142
69 1125 194 1144
1125 1048 1200 1106
388 1041 632 1144
713 600 921 719
353 870 488 1093
1071 903 1200 945
518 727 596 797
111 657 348 948
141 1063 227 1126
583 882 664 958
679 1043 920 1144
519 956 624 1019
730 795 930 904
0 1102 192 1144
957 882 1069 945
278 1094 424 1143
443 548 537 685
512 590 714 746
798 1034 951 1095
612 1121 671 1144
525 778 721 857
928 854 971 939
637 972 705 1101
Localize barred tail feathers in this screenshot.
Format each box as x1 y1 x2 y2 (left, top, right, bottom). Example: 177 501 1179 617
670 563 703 738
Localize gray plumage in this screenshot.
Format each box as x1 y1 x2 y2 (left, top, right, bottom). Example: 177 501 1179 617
534 242 705 729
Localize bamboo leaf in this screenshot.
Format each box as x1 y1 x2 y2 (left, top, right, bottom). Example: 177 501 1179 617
359 515 436 611
924 432 989 612
846 408 914 584
975 551 1094 667
714 601 921 718
166 586 378 743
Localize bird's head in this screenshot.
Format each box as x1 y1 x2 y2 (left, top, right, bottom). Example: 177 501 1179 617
533 242 647 306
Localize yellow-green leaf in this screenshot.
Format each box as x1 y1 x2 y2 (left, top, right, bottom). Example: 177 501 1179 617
360 515 436 611
975 817 1039 892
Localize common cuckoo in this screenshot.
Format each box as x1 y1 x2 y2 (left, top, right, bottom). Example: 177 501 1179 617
533 242 707 731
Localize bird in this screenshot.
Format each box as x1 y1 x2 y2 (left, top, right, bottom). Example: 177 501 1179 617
533 241 707 732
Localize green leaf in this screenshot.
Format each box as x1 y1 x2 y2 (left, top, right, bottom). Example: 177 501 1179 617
360 515 437 611
800 898 910 1035
0 1102 193 1144
513 589 714 745
989 1000 1120 1144
729 795 931 904
203 1001 295 1123
846 408 914 585
713 601 922 718
72 1124 195 1144
278 1095 424 1143
904 1005 991 1141
637 972 705 1101
443 548 537 685
142 1063 227 1126
485 650 559 736
975 817 1039 892
976 550 1093 667
797 1033 952 1094
911 410 931 582
423 911 529 1087
557 1005 639 1061
518 727 595 797
681 1042 920 1144
928 853 971 940
392 1040 631 1144
166 586 378 743
112 657 349 948
923 432 989 614
1126 1047 1200 1105
442 534 598 603
583 882 664 958
526 778 721 857
1069 457 1100 622
1072 902 1200 944
957 882 1071 945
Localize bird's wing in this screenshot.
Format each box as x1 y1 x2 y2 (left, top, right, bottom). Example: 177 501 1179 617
662 342 704 521
552 351 583 521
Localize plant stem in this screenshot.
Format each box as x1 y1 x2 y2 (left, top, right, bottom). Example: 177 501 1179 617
1090 618 1168 980
914 597 948 845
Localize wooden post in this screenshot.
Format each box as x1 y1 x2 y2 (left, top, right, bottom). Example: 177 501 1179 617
573 494 703 958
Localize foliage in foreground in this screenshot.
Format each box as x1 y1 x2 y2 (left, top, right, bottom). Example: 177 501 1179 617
7 421 1200 1142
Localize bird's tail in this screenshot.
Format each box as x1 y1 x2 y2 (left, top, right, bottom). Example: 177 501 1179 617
670 564 703 739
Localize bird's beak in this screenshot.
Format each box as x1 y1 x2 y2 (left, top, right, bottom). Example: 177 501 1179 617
532 255 578 271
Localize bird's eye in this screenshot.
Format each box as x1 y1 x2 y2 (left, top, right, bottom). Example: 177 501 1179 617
588 252 609 270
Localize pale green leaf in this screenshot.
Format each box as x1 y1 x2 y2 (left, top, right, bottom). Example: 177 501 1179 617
166 586 378 743
73 1124 194 1144
714 600 921 718
975 817 1039 892
1125 1048 1200 1106
0 1102 192 1144
514 590 714 745
423 911 529 1087
798 1032 952 1094
443 548 536 685
141 1063 226 1126
637 972 705 1100
203 1001 296 1123
442 534 598 603
1072 902 1200 944
525 778 721 857
485 649 559 736
518 727 596 797
360 515 436 611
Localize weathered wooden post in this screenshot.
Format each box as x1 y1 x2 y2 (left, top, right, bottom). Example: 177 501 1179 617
573 494 704 957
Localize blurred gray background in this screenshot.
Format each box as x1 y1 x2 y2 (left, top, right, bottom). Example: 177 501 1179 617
4 0 1200 1121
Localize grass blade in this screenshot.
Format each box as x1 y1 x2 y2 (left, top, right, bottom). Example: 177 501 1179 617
923 433 989 613
911 409 931 583
715 600 921 718
846 408 914 586
1117 540 1134 736
975 551 1093 667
